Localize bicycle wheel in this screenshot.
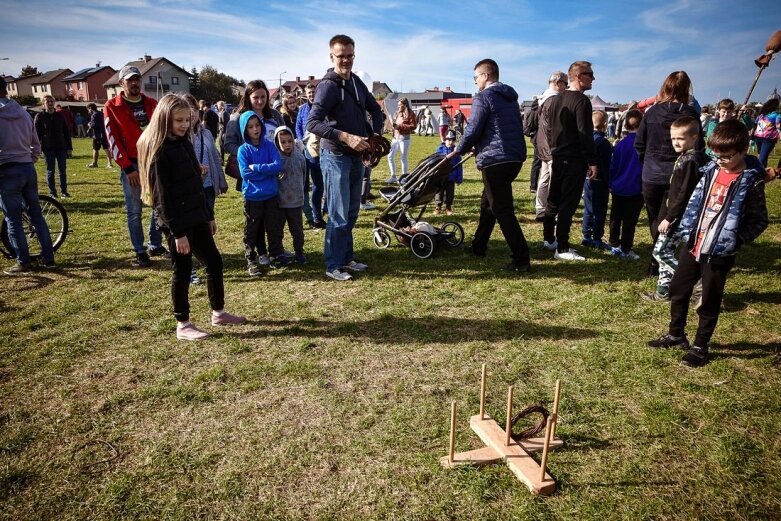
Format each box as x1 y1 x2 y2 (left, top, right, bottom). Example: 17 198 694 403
0 194 68 260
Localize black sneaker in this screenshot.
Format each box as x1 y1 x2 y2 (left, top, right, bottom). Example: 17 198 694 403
148 246 170 258
501 262 531 273
647 333 690 350
681 346 708 368
135 252 152 267
642 291 670 302
61 191 71 198
40 259 57 270
247 263 262 277
3 262 32 275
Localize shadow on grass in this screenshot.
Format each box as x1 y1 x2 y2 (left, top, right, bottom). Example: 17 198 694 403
230 315 596 344
57 199 122 216
723 291 781 312
710 341 781 361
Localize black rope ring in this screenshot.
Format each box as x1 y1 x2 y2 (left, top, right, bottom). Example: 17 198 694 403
71 439 120 474
510 404 550 439
362 135 391 168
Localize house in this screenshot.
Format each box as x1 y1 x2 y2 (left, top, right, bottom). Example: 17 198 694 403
30 69 73 101
372 81 392 99
62 65 116 102
385 87 472 120
103 55 190 100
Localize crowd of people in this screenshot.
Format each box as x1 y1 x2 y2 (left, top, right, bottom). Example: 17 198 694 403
0 35 779 362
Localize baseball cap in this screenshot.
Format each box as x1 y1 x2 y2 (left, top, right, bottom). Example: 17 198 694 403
119 65 142 80
445 130 456 140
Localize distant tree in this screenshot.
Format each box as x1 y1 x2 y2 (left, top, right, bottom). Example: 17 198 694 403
191 65 241 104
12 94 38 106
20 65 39 77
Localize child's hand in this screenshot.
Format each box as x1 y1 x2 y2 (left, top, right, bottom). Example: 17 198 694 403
766 167 779 182
200 164 208 180
658 219 671 234
175 236 190 255
209 220 217 236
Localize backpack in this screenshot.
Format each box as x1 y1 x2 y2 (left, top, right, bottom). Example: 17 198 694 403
523 98 540 137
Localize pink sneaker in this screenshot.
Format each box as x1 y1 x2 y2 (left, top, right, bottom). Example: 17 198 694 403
212 311 247 326
176 322 209 341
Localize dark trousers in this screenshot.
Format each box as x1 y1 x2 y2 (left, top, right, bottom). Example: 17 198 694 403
642 182 669 267
43 149 68 195
435 181 456 207
280 206 305 254
472 162 530 265
609 194 644 252
168 223 225 322
582 178 609 241
668 251 735 347
543 156 587 252
530 144 541 191
244 197 283 260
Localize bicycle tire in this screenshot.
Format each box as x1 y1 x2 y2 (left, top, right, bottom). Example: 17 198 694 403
0 194 68 260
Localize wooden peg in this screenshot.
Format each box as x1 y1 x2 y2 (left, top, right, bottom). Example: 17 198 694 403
551 379 561 439
505 385 514 446
449 401 456 464
479 364 487 420
539 416 554 482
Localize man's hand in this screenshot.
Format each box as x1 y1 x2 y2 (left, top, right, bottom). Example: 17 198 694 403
175 236 190 255
340 132 369 152
209 220 217 236
587 165 598 180
766 167 780 183
658 218 671 235
126 170 141 187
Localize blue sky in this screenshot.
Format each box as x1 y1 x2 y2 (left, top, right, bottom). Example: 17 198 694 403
2 0 779 105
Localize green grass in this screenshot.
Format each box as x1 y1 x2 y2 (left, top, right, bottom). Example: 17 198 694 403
1 136 780 520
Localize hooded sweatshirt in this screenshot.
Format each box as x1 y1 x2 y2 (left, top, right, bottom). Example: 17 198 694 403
273 126 306 208
237 111 282 202
0 97 41 165
534 87 562 161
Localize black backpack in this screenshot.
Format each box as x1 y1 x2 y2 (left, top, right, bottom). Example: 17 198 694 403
523 98 540 137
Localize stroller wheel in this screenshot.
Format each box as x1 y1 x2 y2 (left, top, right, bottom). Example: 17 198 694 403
410 232 435 259
441 222 464 247
373 229 391 249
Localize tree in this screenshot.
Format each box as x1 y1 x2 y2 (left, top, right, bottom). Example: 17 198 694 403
20 65 38 77
191 65 240 104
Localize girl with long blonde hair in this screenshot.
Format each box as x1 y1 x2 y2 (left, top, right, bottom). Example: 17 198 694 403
137 93 246 341
386 97 417 184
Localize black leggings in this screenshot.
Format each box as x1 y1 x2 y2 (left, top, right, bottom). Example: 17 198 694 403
169 222 224 322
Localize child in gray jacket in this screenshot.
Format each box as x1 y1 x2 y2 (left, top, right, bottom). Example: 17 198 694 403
273 127 307 264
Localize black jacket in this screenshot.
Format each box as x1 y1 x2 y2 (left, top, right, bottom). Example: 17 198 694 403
151 137 212 238
662 149 708 226
546 90 596 164
34 111 72 152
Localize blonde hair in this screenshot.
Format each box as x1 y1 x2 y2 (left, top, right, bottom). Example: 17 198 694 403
137 93 193 205
592 110 608 131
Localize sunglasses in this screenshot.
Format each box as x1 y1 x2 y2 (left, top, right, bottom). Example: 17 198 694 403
579 71 594 78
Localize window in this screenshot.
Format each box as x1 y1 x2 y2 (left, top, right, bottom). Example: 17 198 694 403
78 81 83 89
149 75 157 84
33 85 37 92
171 76 179 85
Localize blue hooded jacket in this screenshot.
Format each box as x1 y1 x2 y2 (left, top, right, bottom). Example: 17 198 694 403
237 111 282 202
455 82 526 169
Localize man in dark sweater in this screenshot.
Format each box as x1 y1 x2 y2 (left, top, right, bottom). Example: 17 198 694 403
544 61 597 261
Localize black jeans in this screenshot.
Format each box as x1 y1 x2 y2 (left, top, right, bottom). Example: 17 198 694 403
529 144 541 191
543 156 587 252
668 251 735 347
435 181 456 207
642 182 669 266
168 223 224 322
472 162 530 265
280 206 305 255
609 194 644 252
244 197 284 260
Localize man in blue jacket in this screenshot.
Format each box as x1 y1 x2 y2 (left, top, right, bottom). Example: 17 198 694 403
307 34 384 281
448 58 530 272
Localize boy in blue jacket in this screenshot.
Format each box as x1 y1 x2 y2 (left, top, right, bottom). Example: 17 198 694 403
607 110 644 259
648 120 768 367
434 130 463 215
237 111 283 276
582 111 613 249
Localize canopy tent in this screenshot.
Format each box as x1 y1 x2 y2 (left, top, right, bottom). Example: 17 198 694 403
590 95 618 112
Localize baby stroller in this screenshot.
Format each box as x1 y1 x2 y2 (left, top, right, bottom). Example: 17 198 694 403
372 153 470 259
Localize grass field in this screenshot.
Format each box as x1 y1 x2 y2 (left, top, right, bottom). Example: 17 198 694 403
1 135 780 520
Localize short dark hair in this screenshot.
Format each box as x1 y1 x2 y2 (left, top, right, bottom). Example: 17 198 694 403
717 98 735 111
474 59 499 80
305 81 317 90
759 98 779 116
568 61 592 82
624 109 643 131
87 102 97 111
670 115 699 136
708 119 750 153
329 34 355 48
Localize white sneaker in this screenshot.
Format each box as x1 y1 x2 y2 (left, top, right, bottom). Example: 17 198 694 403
542 240 558 251
258 254 271 267
176 322 209 341
326 269 353 281
342 260 368 272
360 202 376 210
386 176 398 184
623 250 640 261
554 249 586 261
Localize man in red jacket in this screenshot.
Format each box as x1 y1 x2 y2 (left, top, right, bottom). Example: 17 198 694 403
104 65 167 267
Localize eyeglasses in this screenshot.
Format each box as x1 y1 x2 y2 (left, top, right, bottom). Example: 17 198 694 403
579 71 594 78
331 54 355 61
473 71 486 82
715 151 739 162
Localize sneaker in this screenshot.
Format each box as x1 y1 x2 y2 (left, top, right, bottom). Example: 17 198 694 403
49 192 58 199
3 262 32 275
360 202 376 210
326 269 353 281
386 176 398 184
610 246 623 257
176 322 209 341
212 311 247 326
642 290 670 302
40 259 57 270
434 206 441 215
61 191 71 198
446 208 453 216
501 262 531 273
342 260 368 272
148 246 170 258
296 253 308 264
190 269 201 285
581 237 595 247
135 252 152 267
247 263 263 277
681 346 708 368
542 240 558 251
313 220 327 229
554 249 586 261
591 240 611 250
647 333 690 350
258 255 271 267
623 250 640 260
270 255 292 269
87 163 98 168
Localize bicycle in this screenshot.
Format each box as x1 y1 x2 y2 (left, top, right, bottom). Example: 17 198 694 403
0 194 69 260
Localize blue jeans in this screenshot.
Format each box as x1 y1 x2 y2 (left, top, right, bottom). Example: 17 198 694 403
582 178 609 241
120 166 162 254
320 148 363 271
0 162 54 265
755 137 777 167
43 149 68 195
305 149 324 223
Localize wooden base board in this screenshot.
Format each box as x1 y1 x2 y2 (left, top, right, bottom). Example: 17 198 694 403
440 446 502 468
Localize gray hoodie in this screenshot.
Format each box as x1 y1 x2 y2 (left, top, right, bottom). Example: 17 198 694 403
273 126 306 208
0 98 41 165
